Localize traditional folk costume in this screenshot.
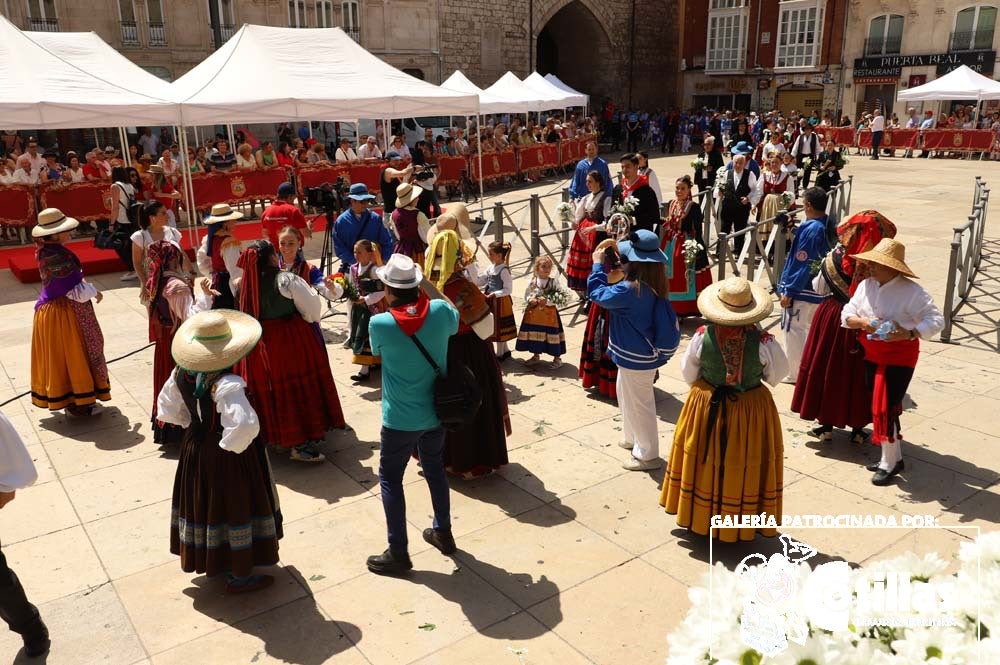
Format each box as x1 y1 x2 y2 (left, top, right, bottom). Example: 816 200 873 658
390 183 430 265
814 149 843 192
516 276 567 359
612 175 660 234
792 212 896 442
660 197 711 317
758 169 794 238
579 247 623 399
425 219 511 477
715 153 762 258
692 147 725 193
236 242 345 462
196 204 244 311
588 231 680 472
776 212 831 383
30 209 111 415
660 277 788 541
146 242 213 444
156 310 282 593
348 261 387 368
566 191 611 292
481 262 517 346
841 239 943 485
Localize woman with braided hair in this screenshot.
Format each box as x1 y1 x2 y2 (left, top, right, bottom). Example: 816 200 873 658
145 240 215 444
235 240 345 463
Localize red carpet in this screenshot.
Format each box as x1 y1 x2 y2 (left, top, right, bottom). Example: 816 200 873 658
2 214 339 284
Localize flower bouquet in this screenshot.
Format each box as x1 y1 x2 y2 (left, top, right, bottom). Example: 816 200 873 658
554 201 574 224
666 531 1000 665
690 158 707 170
715 178 734 198
682 239 703 266
330 272 359 302
524 285 572 309
801 157 812 168
779 192 794 211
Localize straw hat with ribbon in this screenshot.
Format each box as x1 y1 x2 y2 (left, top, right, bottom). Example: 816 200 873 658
171 310 261 373
203 203 244 225
697 276 774 327
850 238 917 278
395 182 423 209
32 208 80 239
426 202 473 243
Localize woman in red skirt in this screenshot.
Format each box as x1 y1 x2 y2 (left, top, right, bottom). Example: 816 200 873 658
146 241 215 444
791 211 896 444
660 176 711 317
566 170 611 293
236 240 346 463
579 238 622 399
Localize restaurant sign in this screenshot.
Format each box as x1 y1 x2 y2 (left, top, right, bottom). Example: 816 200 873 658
853 50 996 81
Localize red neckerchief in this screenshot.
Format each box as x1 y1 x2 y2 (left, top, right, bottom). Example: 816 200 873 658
621 174 649 200
389 292 430 336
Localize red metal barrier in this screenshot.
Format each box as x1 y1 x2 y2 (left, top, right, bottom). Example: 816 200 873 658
0 185 37 227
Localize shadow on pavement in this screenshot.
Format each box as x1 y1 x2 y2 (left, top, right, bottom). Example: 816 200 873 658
490 463 578 523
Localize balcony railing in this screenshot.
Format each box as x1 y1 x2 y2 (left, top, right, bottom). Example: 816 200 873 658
120 20 139 45
148 21 167 46
864 36 902 56
950 29 995 51
27 17 59 32
344 26 360 42
210 23 236 48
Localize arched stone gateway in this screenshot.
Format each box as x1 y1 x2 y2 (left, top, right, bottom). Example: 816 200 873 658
536 0 618 106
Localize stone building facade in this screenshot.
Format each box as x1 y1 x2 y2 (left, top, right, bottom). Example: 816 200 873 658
1 0 680 110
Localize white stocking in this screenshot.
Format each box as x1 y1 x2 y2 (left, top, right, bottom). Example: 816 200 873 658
879 437 902 472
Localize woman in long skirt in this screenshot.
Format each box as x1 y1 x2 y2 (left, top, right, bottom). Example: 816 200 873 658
30 208 110 416
579 239 622 399
156 310 281 593
660 176 711 317
566 170 611 293
661 277 787 542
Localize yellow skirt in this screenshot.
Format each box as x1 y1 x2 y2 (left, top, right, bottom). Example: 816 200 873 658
489 295 518 343
659 379 783 542
31 298 111 410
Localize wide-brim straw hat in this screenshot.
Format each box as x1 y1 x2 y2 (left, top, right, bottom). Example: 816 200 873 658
427 202 473 243
32 208 79 238
171 310 262 373
204 203 244 225
395 182 423 208
698 276 774 327
850 237 917 278
147 164 164 175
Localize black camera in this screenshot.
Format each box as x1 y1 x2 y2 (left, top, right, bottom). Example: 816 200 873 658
412 167 435 183
305 176 347 212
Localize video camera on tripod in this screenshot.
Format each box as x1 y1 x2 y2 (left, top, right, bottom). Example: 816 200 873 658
305 176 348 214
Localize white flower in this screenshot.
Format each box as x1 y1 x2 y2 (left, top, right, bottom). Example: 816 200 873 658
623 194 640 209
867 550 951 582
554 201 574 223
890 626 970 665
802 157 812 168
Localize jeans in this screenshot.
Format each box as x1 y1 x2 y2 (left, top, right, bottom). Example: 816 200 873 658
379 426 450 554
0 542 43 639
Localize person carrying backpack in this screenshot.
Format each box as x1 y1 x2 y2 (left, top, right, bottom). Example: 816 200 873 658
109 166 141 280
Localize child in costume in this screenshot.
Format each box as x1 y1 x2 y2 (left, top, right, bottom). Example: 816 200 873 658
579 239 623 399
347 240 387 382
479 241 517 360
516 256 566 368
390 182 430 265
196 203 244 310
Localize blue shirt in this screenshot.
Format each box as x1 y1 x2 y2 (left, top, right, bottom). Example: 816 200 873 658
333 207 394 268
569 156 614 199
778 215 830 303
369 299 459 431
587 265 680 370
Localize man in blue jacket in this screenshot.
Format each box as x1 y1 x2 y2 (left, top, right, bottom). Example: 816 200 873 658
777 187 831 384
568 140 613 201
332 183 394 269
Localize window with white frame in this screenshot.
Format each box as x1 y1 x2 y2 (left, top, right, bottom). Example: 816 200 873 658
866 14 903 55
208 0 236 42
953 6 997 50
317 0 334 28
27 0 58 27
706 0 749 72
147 0 167 45
342 0 360 41
776 0 825 69
289 0 306 27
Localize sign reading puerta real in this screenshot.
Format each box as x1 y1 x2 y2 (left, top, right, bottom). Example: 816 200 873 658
853 50 996 84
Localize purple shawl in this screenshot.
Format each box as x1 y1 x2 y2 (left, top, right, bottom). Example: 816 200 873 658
35 242 84 311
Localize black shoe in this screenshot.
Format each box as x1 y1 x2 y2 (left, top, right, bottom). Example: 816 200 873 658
496 351 512 362
23 621 50 658
866 459 904 473
849 428 870 445
423 528 457 555
367 549 413 576
350 371 371 382
871 460 905 485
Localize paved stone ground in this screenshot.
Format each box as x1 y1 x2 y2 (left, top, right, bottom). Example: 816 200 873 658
0 153 998 665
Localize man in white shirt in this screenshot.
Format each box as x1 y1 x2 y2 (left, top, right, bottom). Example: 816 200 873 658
918 110 936 158
715 151 762 258
357 136 383 160
903 108 919 157
137 128 159 161
335 137 358 163
453 128 469 156
790 123 819 188
23 139 45 180
869 108 886 160
12 156 37 185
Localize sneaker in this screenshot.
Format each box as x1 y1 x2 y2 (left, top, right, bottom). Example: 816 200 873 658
225 574 274 594
290 442 326 463
623 456 663 471
120 271 138 281
367 549 413 576
422 528 457 555
22 620 49 658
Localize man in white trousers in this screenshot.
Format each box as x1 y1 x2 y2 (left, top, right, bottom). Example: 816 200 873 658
777 187 831 383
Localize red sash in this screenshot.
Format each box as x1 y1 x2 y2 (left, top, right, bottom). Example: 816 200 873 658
860 335 919 444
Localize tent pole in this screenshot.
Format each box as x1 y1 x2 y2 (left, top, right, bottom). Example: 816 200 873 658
93 128 100 151
308 121 314 140
195 126 201 150
177 129 196 247
477 114 485 224
118 128 128 167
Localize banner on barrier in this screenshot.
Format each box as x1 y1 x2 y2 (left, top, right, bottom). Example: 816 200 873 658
39 181 110 223
0 185 37 227
184 167 290 210
436 156 466 186
295 163 349 196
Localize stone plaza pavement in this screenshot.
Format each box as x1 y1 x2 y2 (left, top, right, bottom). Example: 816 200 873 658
0 153 998 665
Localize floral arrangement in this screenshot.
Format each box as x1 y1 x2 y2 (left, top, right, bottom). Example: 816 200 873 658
329 272 359 302
715 178 734 198
555 201 574 224
524 285 572 309
613 195 639 217
796 169 804 179
683 239 703 266
801 157 812 168
779 192 794 211
666 531 1000 665
691 158 707 170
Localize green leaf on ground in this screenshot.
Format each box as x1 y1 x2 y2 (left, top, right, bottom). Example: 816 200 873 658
399 610 414 616
418 623 436 631
308 574 326 581
532 419 552 436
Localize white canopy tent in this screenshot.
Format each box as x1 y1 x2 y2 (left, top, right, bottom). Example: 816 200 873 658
544 74 589 106
0 14 180 129
482 71 555 113
897 65 1000 101
441 70 530 115
522 72 587 108
170 24 479 125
